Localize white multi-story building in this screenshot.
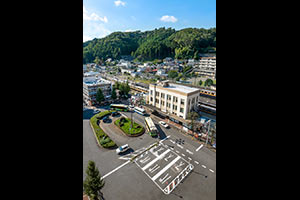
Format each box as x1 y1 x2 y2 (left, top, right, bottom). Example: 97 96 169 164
148 81 200 120
83 76 112 106
197 57 216 78
83 71 100 77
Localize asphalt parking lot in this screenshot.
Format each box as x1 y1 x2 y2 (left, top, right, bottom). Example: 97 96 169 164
83 108 216 200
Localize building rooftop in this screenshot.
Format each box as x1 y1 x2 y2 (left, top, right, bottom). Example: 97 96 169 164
152 80 200 94
83 76 110 86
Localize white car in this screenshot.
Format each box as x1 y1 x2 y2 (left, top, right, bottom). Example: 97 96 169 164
93 109 100 114
116 144 129 154
159 121 169 128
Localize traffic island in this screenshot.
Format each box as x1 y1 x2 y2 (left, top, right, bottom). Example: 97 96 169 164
114 117 145 137
90 110 117 149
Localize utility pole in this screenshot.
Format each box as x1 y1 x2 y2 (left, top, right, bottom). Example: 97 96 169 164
205 120 211 147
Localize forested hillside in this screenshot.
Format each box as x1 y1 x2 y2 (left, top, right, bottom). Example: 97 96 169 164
83 27 216 63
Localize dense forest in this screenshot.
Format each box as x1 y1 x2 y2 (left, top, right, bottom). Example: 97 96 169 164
83 27 216 64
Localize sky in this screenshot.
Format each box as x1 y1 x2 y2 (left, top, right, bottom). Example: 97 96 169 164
83 0 216 42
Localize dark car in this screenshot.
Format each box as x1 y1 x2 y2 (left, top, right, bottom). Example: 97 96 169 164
111 112 119 117
102 116 109 122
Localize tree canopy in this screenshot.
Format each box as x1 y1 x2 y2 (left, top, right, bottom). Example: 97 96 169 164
83 27 216 63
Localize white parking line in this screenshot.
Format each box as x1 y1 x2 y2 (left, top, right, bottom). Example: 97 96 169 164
175 150 180 154
209 169 215 173
201 165 206 168
142 149 171 171
170 140 175 144
151 156 181 181
102 160 130 179
177 144 184 149
196 144 203 151
188 157 192 160
181 153 185 157
194 161 199 164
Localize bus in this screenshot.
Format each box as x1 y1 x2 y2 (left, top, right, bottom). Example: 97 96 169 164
133 107 146 115
109 104 128 112
144 117 158 137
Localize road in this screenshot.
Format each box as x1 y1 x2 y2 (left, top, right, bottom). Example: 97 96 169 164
83 108 216 200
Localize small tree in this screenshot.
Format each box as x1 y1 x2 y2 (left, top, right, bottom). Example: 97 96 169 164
96 88 105 104
199 80 203 86
111 88 117 100
83 161 105 200
187 111 199 132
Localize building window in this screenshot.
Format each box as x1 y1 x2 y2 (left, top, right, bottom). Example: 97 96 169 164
181 99 185 105
161 93 165 99
180 108 184 113
150 97 153 102
150 90 153 95
156 92 159 97
161 101 164 106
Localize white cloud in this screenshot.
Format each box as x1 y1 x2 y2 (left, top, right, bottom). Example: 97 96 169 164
83 5 108 23
114 0 126 7
160 15 178 23
125 29 136 32
83 21 111 42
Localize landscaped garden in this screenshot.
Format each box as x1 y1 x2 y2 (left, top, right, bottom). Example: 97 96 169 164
114 117 144 136
90 110 116 148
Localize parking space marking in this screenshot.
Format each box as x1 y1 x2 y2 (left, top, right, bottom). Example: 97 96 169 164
196 144 203 151
151 156 181 181
181 153 185 157
188 157 192 160
177 144 184 149
175 150 180 154
202 165 206 168
209 169 215 173
170 140 175 144
142 149 171 171
194 161 199 164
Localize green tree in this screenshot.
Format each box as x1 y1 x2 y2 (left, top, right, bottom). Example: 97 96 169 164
96 88 105 104
111 88 117 100
94 56 101 65
83 160 105 200
204 79 213 87
187 111 199 132
168 70 178 79
199 80 203 86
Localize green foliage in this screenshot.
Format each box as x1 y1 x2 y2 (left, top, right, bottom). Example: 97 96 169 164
111 88 117 100
199 80 203 86
204 79 214 87
96 88 105 103
83 27 216 63
168 70 178 79
83 160 105 200
115 118 144 135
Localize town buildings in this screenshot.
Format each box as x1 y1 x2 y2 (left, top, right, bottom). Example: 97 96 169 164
83 76 112 106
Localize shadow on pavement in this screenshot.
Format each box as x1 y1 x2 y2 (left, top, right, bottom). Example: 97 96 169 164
83 109 95 120
156 125 167 140
192 170 208 179
117 148 134 156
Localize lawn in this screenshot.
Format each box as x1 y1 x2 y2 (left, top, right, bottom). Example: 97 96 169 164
114 117 144 136
90 110 116 148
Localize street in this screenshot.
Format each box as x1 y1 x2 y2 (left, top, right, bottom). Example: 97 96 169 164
83 107 216 200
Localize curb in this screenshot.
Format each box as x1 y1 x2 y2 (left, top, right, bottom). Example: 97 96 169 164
89 121 102 148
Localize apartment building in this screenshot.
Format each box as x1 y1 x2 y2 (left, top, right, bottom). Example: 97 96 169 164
83 76 112 106
197 57 216 79
148 81 200 121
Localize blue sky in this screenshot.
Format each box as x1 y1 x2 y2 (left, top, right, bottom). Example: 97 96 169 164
83 0 216 42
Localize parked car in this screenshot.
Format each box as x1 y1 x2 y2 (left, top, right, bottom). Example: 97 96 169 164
111 112 119 117
116 144 129 154
159 121 169 128
102 116 110 123
93 109 100 114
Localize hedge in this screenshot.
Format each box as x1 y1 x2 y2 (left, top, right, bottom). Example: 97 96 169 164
114 118 144 136
90 110 116 148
